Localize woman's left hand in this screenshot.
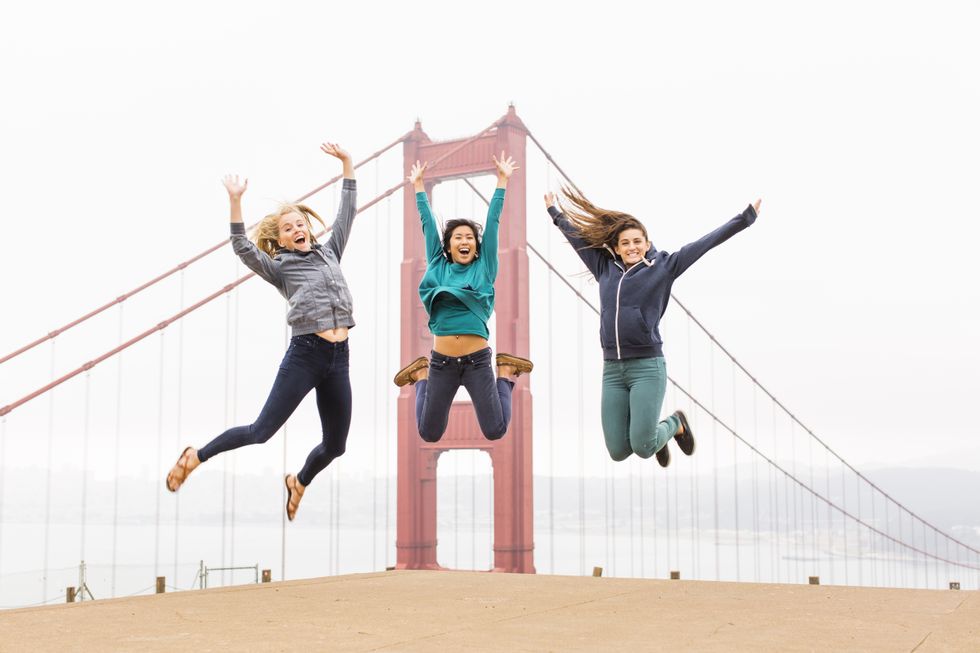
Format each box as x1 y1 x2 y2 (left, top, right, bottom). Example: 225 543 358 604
320 142 351 162
492 151 519 180
753 198 762 215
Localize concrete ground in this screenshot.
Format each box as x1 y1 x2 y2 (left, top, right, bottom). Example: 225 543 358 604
1 571 977 652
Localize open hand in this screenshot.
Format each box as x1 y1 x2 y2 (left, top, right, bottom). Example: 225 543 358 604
544 192 557 210
753 198 762 215
492 151 519 180
320 142 351 162
408 160 428 190
222 174 248 198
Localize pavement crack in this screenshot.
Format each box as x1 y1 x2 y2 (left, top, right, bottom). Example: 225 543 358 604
910 631 931 652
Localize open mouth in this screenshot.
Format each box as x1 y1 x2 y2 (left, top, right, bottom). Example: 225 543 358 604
295 235 307 245
458 246 471 256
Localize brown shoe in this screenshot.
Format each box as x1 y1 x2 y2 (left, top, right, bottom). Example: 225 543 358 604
496 353 534 376
655 443 671 468
393 356 429 387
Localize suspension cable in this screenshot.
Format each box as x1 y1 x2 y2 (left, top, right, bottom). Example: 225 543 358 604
0 135 407 368
519 122 980 559
1 121 502 419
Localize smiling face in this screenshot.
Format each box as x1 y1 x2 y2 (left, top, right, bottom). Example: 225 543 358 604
276 211 312 252
614 227 651 267
448 224 478 264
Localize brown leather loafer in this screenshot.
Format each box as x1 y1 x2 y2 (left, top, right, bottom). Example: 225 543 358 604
393 356 429 387
496 353 534 376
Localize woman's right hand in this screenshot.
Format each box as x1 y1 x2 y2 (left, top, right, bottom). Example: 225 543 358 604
222 174 248 199
408 160 428 192
544 192 557 211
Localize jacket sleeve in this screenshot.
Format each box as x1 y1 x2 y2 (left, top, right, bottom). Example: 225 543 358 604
230 223 283 289
548 206 607 280
417 191 445 263
481 188 505 281
324 178 357 260
665 204 757 278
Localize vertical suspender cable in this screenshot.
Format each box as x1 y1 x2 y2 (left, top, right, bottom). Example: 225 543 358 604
808 422 817 581
855 473 863 586
870 489 877 586
111 305 124 596
786 412 803 583
41 340 57 602
384 195 392 571
752 384 760 582
547 163 556 575
689 316 698 579
711 345 719 580
174 271 186 587
771 401 780 583
229 275 240 575
0 410 8 590
841 458 849 585
577 283 585 576
732 363 740 582
453 182 460 569
153 332 166 579
372 160 380 571
80 371 91 568
825 445 834 585
281 320 288 581
0 416 7 593
332 185 340 576
221 293 231 585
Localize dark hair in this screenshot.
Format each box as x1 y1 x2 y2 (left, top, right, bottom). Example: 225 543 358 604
442 219 483 261
559 185 649 257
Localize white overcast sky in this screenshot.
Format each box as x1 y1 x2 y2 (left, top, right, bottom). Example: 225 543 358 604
1 0 979 478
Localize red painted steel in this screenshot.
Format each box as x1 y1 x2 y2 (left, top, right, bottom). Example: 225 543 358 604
396 106 535 573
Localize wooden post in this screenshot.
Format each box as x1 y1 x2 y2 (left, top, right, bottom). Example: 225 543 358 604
592 567 603 577
66 587 76 603
156 577 166 594
670 571 680 580
809 576 820 585
262 569 272 583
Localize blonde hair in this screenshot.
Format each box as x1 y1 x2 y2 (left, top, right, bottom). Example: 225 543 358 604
251 203 327 257
558 185 648 256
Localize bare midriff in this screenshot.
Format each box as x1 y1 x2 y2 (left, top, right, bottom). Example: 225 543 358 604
316 327 349 343
433 334 488 357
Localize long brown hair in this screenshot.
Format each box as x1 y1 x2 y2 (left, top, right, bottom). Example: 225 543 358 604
251 203 327 258
558 185 648 256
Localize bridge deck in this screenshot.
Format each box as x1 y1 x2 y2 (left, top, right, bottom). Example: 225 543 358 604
3 570 977 651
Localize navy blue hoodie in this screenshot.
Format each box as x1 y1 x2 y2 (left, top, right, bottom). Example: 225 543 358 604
549 204 757 360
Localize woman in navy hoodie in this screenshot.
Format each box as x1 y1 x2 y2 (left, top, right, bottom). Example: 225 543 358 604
545 189 760 467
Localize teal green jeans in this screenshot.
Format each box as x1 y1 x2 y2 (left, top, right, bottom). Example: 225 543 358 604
601 356 681 461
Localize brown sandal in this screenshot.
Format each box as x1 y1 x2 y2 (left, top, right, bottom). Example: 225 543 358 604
284 474 303 522
393 356 429 387
496 353 534 376
165 446 195 493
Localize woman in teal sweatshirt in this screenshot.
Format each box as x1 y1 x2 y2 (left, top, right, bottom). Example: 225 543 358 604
393 152 532 442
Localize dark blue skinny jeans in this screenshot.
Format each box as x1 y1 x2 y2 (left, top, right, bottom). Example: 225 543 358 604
414 347 514 442
197 334 352 486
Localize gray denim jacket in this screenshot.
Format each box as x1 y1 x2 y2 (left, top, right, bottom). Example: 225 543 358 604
230 178 357 336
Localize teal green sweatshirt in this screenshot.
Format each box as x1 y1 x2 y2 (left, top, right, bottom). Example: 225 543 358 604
417 188 504 338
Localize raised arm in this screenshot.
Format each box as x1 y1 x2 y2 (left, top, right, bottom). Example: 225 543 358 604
321 142 357 260
545 192 608 280
410 161 444 262
223 174 283 289
480 151 517 280
666 198 761 278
